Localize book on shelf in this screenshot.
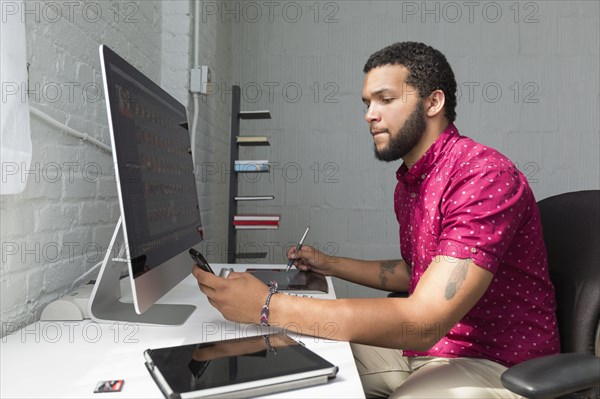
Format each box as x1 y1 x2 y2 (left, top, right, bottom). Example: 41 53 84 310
234 214 280 221
234 220 279 226
234 195 275 201
234 160 269 172
234 225 279 230
236 136 270 145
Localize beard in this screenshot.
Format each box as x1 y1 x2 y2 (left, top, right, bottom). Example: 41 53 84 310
373 101 426 162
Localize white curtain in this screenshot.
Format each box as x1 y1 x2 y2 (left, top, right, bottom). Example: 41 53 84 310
1 0 32 195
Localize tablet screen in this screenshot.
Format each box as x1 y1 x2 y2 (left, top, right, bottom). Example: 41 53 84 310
146 333 336 394
247 269 329 293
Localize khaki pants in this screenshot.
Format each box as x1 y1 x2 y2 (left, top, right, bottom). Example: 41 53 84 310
351 343 524 399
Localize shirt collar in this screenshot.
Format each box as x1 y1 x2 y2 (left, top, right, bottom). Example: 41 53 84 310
396 123 460 185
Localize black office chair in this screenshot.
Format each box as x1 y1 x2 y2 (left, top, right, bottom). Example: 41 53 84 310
501 190 600 398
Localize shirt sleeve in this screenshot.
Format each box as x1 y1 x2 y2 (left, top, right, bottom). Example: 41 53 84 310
437 161 531 273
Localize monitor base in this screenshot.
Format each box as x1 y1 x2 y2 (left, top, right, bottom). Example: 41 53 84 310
88 217 196 326
90 301 196 326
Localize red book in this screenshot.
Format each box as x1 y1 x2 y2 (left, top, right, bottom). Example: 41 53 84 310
233 220 279 226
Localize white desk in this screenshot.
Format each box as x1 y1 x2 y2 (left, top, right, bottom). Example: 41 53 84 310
0 264 365 398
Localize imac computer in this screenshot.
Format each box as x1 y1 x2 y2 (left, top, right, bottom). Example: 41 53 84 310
89 45 203 326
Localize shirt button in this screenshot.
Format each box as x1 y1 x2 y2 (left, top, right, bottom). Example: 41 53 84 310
421 174 427 180
471 247 477 254
411 192 417 198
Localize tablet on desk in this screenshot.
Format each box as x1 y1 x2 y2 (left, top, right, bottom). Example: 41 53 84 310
247 269 329 294
144 333 338 398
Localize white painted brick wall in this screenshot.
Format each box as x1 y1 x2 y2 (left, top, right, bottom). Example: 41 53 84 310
1 0 233 334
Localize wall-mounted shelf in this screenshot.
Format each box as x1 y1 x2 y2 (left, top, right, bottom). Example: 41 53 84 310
239 110 271 120
227 85 276 263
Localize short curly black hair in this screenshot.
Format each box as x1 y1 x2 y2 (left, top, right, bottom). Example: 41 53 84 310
363 42 457 123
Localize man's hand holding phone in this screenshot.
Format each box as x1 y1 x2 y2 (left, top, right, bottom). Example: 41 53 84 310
189 248 214 274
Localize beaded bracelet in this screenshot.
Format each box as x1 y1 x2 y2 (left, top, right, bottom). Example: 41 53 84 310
260 281 278 326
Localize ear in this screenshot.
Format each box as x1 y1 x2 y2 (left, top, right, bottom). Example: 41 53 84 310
425 89 446 118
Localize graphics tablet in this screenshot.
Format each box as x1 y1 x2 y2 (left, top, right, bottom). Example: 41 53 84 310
144 333 338 398
246 269 329 294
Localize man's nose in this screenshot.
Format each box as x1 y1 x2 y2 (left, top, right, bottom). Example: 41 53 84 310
364 104 381 123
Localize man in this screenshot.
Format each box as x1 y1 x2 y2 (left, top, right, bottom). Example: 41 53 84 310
193 42 559 398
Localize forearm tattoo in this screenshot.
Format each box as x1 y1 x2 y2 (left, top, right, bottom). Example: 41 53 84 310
379 260 400 289
444 260 469 300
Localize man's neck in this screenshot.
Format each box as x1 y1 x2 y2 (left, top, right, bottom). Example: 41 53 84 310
402 120 450 169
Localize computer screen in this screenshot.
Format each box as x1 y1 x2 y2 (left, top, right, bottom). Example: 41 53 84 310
89 45 202 325
107 55 202 273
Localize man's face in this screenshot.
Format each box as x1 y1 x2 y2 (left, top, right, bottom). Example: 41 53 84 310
362 65 426 162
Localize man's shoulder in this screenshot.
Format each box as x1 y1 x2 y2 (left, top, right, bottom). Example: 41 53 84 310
442 135 517 178
451 135 513 163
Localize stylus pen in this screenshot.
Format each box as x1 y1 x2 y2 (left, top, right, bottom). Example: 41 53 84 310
286 226 310 272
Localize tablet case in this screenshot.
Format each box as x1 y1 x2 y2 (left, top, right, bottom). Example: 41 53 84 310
144 333 338 398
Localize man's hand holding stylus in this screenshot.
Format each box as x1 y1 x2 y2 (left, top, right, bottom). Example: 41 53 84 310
286 245 338 276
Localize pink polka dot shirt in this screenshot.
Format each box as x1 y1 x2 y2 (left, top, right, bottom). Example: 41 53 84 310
397 124 560 367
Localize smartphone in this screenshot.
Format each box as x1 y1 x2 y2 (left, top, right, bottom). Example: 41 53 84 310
189 249 214 274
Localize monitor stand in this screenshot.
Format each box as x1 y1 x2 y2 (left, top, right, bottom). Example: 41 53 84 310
88 217 196 326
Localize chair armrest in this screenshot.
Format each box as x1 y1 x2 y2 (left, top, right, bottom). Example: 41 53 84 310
501 353 600 399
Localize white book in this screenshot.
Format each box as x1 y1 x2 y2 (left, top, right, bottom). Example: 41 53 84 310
235 195 275 201
234 214 280 221
234 225 279 229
